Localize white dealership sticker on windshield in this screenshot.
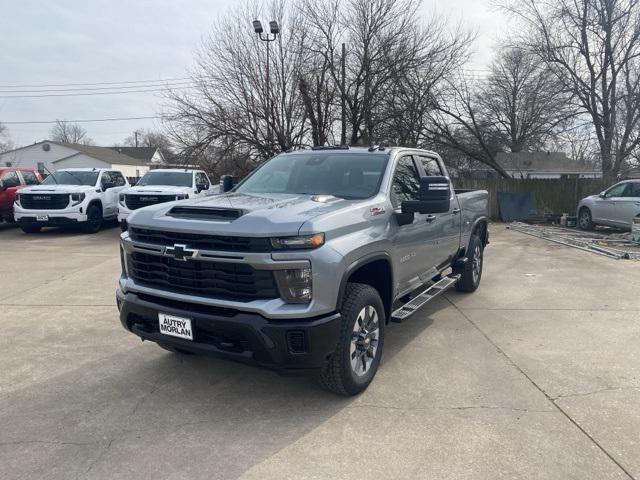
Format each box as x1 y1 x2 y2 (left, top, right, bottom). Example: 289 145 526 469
158 313 193 341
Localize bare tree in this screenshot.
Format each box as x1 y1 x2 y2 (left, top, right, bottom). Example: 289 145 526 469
166 0 307 165
49 120 93 145
503 0 640 181
122 129 176 161
425 47 576 177
0 122 12 153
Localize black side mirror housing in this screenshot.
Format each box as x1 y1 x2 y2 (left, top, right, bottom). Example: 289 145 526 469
195 183 207 193
220 175 234 193
102 182 115 191
401 176 451 215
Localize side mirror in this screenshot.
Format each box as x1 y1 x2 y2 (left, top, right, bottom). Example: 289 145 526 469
102 182 115 191
195 183 209 193
401 176 451 215
599 191 606 198
220 175 234 193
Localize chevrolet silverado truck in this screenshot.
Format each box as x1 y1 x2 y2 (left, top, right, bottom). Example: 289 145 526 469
117 146 489 395
118 168 217 231
14 168 129 234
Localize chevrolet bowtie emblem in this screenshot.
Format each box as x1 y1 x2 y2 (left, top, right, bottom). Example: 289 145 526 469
164 244 198 261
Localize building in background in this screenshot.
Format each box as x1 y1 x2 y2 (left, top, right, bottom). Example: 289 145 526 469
468 152 602 179
0 141 165 179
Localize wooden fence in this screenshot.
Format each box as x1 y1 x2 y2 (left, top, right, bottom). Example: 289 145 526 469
454 177 608 219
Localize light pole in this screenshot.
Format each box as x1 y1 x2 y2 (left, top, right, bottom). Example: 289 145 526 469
253 19 280 151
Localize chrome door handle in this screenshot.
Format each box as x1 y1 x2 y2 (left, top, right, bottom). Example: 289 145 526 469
452 208 461 215
425 214 437 223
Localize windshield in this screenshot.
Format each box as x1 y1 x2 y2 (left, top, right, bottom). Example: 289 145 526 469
137 171 193 187
42 171 99 186
236 152 389 199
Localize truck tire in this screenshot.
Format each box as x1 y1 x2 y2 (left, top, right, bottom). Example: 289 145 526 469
82 204 103 234
20 224 42 234
578 207 594 230
319 283 385 396
455 234 484 293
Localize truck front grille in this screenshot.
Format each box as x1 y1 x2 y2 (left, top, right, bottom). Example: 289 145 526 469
20 193 69 210
125 194 176 210
128 251 279 301
128 227 272 252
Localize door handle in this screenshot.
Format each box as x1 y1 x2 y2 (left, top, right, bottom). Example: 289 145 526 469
425 214 437 223
452 208 461 215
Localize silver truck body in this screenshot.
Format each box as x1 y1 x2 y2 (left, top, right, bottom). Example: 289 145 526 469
116 147 488 375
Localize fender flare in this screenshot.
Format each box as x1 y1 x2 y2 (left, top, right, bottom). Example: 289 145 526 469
336 252 394 315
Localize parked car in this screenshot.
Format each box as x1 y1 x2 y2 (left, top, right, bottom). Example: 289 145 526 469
0 167 43 223
116 146 489 395
14 168 129 234
117 169 216 231
577 179 640 230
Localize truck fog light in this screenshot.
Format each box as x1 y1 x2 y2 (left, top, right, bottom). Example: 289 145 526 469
274 268 312 303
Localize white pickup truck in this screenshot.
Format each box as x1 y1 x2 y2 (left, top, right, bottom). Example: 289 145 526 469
14 168 129 234
117 169 216 230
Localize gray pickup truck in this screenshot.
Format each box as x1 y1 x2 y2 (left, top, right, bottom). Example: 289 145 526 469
116 146 489 395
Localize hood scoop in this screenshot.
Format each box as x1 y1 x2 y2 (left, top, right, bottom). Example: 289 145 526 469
167 206 243 221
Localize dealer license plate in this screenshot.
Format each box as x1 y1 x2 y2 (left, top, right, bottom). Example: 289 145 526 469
36 215 49 222
158 313 193 341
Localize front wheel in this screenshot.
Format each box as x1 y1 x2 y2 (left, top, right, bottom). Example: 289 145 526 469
455 234 484 293
82 205 103 233
578 207 594 230
319 283 385 396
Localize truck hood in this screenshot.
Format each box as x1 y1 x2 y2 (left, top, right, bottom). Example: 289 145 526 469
20 184 95 194
128 191 357 236
125 185 193 195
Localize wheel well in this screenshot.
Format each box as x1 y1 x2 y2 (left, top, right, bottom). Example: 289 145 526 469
87 200 102 213
472 220 488 247
344 259 393 321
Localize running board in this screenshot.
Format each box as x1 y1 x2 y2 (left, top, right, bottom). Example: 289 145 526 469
390 274 460 322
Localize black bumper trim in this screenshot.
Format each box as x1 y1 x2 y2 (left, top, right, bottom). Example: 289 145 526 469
117 289 342 371
18 216 79 227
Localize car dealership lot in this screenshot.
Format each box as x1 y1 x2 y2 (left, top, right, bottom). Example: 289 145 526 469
1 224 639 480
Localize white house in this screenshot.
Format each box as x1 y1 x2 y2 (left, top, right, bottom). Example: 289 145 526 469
0 141 165 178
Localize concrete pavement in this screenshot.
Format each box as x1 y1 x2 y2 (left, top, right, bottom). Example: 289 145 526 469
0 223 638 479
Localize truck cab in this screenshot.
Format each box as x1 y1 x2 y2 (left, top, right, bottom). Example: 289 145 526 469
14 168 129 234
0 167 43 223
117 169 216 230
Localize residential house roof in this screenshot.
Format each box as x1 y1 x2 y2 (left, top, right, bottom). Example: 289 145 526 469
495 151 599 175
49 142 151 166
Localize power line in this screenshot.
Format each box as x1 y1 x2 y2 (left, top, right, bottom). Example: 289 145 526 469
0 86 197 99
0 76 192 89
3 116 162 125
0 81 196 94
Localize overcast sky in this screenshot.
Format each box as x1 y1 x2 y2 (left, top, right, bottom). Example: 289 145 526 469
0 0 504 147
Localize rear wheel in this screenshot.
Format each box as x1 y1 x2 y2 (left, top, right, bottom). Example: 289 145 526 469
455 234 484 293
82 204 103 233
578 207 594 230
20 224 41 234
319 283 385 396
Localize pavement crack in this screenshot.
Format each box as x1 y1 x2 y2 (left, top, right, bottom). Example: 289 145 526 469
552 386 640 401
444 295 637 480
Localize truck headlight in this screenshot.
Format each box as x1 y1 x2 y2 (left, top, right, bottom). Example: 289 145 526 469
274 268 312 303
271 233 325 250
118 193 126 207
14 193 20 205
119 243 128 277
71 193 85 206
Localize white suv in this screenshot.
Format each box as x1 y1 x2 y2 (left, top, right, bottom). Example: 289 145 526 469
14 168 129 234
117 169 216 230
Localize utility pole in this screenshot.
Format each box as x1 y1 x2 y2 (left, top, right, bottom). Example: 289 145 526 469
341 42 347 146
253 20 280 154
134 130 139 148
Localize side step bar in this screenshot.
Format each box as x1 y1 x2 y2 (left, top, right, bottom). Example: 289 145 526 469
390 274 460 322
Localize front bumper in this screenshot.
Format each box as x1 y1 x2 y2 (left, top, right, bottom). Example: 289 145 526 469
14 206 88 225
117 208 130 223
117 288 342 371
